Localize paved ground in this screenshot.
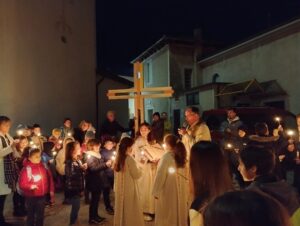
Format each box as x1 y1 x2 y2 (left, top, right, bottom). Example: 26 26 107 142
4 193 154 226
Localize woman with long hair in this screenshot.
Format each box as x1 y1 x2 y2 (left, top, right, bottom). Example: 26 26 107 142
152 134 189 226
189 141 232 226
114 137 144 226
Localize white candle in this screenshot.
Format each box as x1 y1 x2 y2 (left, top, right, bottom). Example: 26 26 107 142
111 156 116 161
17 130 23 136
162 144 166 149
297 151 299 159
58 139 63 144
141 150 145 156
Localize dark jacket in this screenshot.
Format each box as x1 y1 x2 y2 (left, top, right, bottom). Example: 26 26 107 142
65 159 85 198
73 128 86 145
85 151 109 191
100 119 128 138
100 148 114 180
247 174 300 216
220 117 243 138
151 119 164 143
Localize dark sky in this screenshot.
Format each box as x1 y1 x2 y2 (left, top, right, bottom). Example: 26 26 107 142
96 0 300 75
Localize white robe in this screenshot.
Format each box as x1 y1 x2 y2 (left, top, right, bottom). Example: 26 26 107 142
0 132 14 195
114 155 145 226
133 137 164 214
152 151 189 226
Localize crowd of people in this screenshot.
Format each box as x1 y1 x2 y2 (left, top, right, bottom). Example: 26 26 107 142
0 107 300 226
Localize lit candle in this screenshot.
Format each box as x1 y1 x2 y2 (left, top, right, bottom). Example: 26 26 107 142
37 133 41 137
168 167 176 174
87 154 91 159
274 116 281 124
53 151 57 156
287 130 295 137
67 132 72 137
297 151 299 159
113 151 116 156
30 141 34 145
32 144 37 149
227 143 233 149
141 150 145 156
17 130 23 136
111 156 116 161
58 139 63 144
162 143 166 149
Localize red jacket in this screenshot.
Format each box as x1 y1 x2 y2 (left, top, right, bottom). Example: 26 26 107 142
18 159 54 197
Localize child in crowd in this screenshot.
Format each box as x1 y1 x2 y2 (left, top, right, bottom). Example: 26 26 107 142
65 141 87 226
100 137 115 214
86 139 111 224
239 146 300 225
114 137 144 226
204 190 291 226
12 136 28 217
18 148 54 226
152 134 189 226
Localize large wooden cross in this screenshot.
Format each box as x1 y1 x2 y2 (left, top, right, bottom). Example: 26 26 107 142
107 62 174 133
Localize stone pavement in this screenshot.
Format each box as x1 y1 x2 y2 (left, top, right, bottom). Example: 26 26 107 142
4 193 154 226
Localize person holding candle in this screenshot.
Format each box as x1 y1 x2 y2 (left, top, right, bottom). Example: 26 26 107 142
238 146 300 224
133 123 164 221
114 137 144 226
30 124 47 151
189 141 233 226
12 136 29 217
18 148 55 226
65 141 87 226
60 118 74 139
152 134 189 226
100 136 115 215
86 139 112 224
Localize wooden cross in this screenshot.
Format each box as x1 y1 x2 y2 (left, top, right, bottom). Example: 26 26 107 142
107 62 174 133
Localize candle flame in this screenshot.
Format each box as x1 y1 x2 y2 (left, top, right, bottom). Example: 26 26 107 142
168 167 176 174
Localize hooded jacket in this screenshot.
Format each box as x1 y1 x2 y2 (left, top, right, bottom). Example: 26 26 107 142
18 159 54 197
248 174 300 216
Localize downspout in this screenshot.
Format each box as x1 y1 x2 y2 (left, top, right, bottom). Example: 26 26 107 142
96 76 105 135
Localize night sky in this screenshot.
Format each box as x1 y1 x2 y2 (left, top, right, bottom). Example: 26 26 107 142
96 0 300 75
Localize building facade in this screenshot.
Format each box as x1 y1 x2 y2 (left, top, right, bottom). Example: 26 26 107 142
0 0 96 133
131 19 300 130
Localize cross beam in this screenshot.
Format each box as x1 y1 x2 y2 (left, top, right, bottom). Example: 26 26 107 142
107 62 174 133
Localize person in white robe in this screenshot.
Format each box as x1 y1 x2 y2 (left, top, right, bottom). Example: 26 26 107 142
114 137 145 226
132 123 165 221
152 134 189 226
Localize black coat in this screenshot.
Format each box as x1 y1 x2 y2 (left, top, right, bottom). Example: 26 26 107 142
86 152 110 191
100 119 127 138
65 160 85 198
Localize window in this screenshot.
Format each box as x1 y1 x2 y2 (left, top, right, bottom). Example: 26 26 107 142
186 92 199 105
184 68 193 89
145 61 152 85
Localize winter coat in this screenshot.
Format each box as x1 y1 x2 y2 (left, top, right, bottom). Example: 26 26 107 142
247 174 300 216
18 159 54 197
220 116 243 137
65 159 85 198
85 151 109 191
100 148 114 180
100 119 128 138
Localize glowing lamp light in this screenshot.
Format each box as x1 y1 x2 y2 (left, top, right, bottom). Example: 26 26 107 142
17 130 24 136
274 117 281 122
33 175 42 182
168 167 176 174
227 143 233 149
287 130 295 137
